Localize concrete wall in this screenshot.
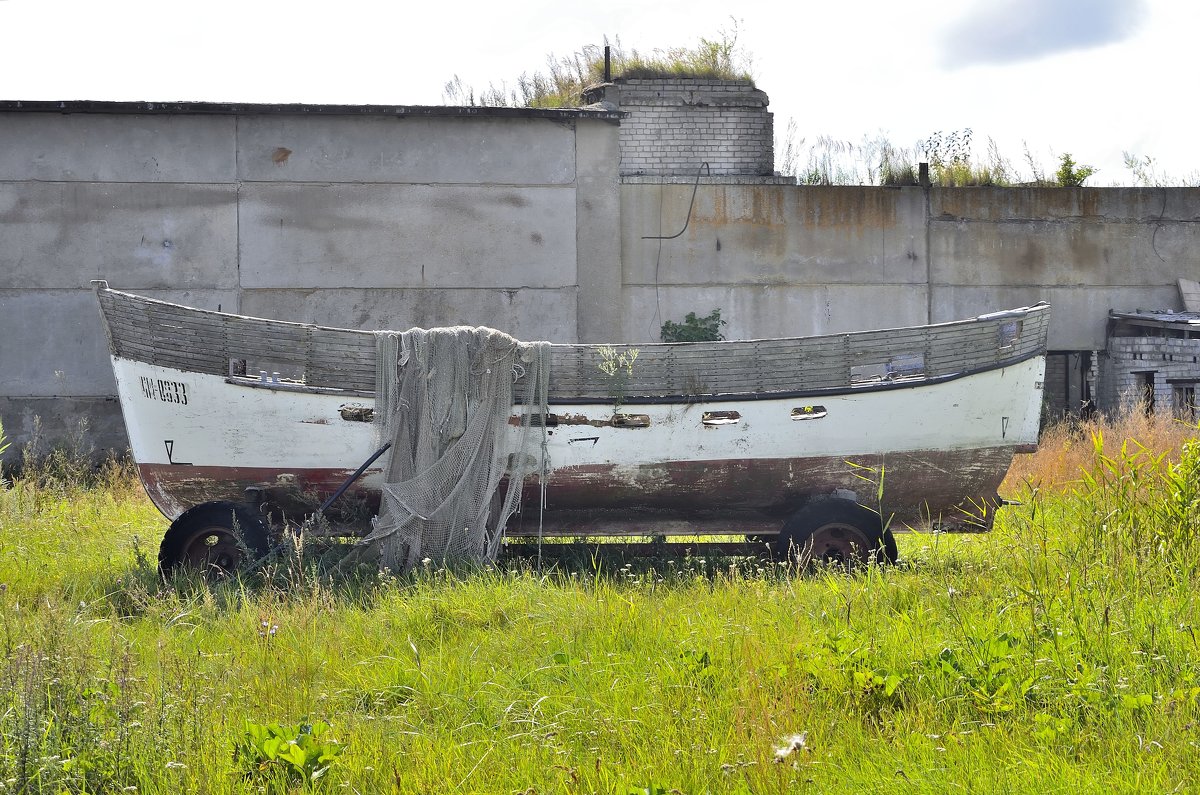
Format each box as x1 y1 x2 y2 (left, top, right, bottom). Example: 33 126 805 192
927 189 1195 349
619 181 928 341
4 100 1200 464
0 103 622 462
618 181 1200 347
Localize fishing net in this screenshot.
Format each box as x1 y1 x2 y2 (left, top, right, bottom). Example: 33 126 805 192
357 327 549 572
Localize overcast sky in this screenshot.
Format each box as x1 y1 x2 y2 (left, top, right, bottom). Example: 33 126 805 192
0 0 1192 184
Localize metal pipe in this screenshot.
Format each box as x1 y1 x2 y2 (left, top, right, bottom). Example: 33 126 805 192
319 442 392 515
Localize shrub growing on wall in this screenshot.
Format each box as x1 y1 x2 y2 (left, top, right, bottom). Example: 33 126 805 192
660 309 726 342
1055 153 1097 187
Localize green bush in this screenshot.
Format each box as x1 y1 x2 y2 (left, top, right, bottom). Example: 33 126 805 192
660 309 726 342
1055 153 1097 187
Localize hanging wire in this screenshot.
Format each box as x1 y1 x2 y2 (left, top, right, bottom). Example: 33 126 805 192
645 162 710 339
642 161 711 240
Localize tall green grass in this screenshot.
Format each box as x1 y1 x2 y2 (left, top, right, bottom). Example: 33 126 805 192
0 416 1197 793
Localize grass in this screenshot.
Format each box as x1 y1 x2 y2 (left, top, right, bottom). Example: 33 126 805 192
442 23 753 109
1 412 1199 793
775 126 1200 188
778 127 1028 188
1002 408 1198 492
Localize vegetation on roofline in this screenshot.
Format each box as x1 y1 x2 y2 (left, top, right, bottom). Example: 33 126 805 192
442 21 753 109
778 124 1200 188
442 25 1194 187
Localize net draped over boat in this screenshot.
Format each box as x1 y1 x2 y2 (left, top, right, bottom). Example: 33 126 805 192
358 327 550 571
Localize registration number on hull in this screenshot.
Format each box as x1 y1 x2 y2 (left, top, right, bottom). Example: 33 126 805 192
140 376 189 406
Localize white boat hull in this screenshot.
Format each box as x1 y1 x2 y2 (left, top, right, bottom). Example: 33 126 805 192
113 354 1044 535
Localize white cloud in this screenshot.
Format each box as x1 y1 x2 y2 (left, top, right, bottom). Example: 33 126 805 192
940 0 1148 68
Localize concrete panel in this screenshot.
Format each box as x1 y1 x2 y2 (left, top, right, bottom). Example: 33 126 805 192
240 288 577 343
0 396 128 466
238 184 577 289
574 119 622 342
622 284 929 343
929 219 1200 288
930 187 1200 288
0 182 239 288
0 288 238 396
0 290 113 396
932 187 1200 223
622 184 927 287
930 285 1182 350
0 113 235 182
237 115 576 185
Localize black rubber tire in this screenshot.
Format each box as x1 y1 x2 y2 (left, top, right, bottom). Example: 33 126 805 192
773 499 897 567
158 501 270 577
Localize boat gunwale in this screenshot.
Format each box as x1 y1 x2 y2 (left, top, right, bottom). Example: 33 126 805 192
545 348 1046 404
94 282 1050 352
94 282 1050 403
138 346 1048 404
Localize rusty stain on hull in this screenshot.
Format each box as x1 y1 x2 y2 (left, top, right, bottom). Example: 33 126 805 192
139 445 1018 536
521 447 1014 533
138 464 384 525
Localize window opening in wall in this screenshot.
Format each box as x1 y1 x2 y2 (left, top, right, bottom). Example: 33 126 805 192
1077 351 1095 416
1134 371 1157 415
1169 379 1198 422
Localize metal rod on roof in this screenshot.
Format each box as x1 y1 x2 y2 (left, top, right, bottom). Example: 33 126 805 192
604 46 611 82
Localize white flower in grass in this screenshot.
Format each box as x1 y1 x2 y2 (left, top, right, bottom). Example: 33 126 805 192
773 732 808 762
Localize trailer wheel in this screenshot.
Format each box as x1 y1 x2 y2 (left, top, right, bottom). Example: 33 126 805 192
159 501 269 577
774 500 897 567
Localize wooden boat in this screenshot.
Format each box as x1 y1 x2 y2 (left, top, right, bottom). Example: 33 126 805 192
93 282 1049 571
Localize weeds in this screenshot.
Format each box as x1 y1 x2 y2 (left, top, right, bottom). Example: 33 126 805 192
1003 407 1199 492
443 22 753 109
774 125 1195 188
780 127 1017 187
232 719 343 788
596 345 640 411
11 415 137 493
1121 152 1200 187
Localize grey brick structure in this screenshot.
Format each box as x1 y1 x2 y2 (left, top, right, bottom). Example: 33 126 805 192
583 78 774 177
1101 312 1200 417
